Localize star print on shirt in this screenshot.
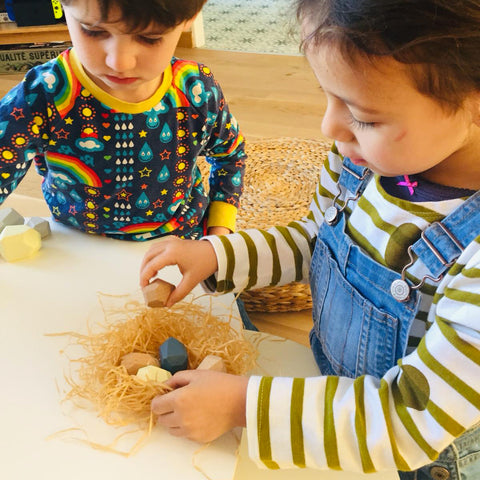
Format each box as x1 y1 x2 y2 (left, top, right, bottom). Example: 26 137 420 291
159 150 171 160
10 107 24 120
139 167 152 177
55 129 70 139
116 188 132 201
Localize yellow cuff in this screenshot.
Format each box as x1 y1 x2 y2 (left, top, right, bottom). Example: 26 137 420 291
207 201 237 232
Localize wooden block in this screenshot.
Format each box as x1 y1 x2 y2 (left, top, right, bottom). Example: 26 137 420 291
0 207 24 233
196 354 227 372
26 216 51 238
159 337 189 374
0 225 41 262
136 365 172 384
120 352 159 375
142 278 175 307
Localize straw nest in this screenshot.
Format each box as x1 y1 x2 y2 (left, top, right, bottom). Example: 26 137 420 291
61 294 257 430
200 137 330 312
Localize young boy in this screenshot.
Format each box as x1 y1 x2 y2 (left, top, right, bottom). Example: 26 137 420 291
0 0 246 240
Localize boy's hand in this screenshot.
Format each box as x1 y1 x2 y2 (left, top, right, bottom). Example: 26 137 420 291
151 370 248 443
139 237 218 306
207 226 231 236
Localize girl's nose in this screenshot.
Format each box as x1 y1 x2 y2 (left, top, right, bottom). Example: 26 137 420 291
105 38 137 73
321 103 355 143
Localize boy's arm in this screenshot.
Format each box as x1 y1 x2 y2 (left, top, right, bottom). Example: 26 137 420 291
0 69 51 204
201 75 247 233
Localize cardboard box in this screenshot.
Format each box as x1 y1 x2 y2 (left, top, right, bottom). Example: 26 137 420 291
0 42 71 74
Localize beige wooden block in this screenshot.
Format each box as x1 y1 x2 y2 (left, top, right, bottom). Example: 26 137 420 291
196 354 227 372
136 365 172 384
142 278 175 307
0 225 41 262
121 352 159 375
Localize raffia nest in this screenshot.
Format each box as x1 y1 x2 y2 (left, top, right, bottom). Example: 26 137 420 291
59 293 257 431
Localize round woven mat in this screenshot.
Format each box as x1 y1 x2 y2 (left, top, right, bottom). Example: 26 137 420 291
236 137 329 312
199 137 330 312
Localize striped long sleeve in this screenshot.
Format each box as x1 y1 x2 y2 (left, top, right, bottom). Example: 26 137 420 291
203 147 480 472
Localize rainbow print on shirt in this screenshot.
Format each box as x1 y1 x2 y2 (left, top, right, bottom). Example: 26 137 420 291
46 151 102 187
120 218 180 235
54 51 82 118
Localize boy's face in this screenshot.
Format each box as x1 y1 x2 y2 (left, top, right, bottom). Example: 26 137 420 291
306 43 480 189
63 0 195 102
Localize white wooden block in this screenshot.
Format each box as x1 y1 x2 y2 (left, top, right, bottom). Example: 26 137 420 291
0 225 41 262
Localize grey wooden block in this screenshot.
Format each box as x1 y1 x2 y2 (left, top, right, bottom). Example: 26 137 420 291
26 217 51 238
0 207 24 233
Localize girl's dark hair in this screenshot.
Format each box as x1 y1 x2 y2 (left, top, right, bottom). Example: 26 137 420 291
297 0 480 110
61 0 206 30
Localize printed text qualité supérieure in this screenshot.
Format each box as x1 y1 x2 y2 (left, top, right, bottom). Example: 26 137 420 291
0 50 60 62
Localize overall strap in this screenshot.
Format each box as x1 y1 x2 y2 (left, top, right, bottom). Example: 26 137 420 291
412 190 480 277
325 157 372 225
338 158 372 195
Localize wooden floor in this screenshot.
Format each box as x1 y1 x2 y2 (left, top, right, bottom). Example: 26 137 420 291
0 47 328 346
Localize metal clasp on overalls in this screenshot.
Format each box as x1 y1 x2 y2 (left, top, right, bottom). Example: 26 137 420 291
324 163 372 225
390 222 464 302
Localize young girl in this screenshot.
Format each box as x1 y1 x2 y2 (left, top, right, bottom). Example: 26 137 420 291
140 0 480 477
0 0 246 240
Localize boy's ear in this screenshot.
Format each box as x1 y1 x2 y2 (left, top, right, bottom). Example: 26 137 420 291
469 91 480 127
183 13 199 32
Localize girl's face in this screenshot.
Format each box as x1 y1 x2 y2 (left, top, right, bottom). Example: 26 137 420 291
306 43 480 189
63 0 194 103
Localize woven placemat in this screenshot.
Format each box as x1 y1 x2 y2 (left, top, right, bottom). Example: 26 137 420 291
200 137 330 312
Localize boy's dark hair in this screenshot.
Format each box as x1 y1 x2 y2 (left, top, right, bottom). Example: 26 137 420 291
61 0 206 30
297 0 480 110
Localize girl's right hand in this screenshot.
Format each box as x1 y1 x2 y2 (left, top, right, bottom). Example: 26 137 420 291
139 237 219 307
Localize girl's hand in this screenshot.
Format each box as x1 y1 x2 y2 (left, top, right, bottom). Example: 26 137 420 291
151 370 249 443
139 237 218 306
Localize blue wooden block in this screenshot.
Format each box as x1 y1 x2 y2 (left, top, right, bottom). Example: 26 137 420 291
159 337 188 374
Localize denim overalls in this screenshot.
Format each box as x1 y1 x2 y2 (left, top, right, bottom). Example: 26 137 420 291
309 158 480 480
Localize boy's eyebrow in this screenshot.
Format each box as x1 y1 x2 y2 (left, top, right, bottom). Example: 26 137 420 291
77 16 168 35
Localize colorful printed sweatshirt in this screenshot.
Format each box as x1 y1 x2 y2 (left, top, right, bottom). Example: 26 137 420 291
204 146 480 472
0 48 246 240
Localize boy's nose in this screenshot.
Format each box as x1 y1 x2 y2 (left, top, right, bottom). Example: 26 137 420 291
105 39 137 73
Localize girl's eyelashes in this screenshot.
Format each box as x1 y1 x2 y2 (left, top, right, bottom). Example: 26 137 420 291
348 114 377 130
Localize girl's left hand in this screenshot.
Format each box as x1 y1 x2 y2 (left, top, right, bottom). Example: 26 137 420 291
151 370 249 443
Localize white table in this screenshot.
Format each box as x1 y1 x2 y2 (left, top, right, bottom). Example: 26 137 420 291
1 194 398 480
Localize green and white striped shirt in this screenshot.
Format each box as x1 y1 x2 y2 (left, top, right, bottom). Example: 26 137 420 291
204 146 480 472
